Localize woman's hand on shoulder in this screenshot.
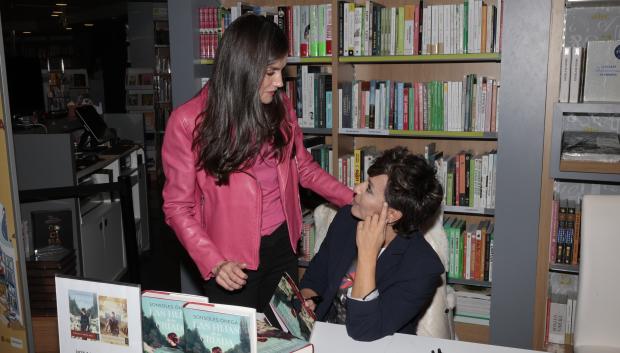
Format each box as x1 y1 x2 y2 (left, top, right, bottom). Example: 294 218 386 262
212 260 248 291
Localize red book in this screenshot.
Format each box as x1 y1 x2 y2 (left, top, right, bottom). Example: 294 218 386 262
403 86 409 130
549 198 559 264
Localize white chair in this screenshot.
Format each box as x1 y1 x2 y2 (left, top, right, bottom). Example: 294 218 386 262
417 211 455 339
573 195 620 353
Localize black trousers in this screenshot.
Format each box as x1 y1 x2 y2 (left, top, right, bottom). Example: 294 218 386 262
203 222 298 319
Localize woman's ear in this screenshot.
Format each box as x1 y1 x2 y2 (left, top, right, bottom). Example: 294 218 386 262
387 208 403 224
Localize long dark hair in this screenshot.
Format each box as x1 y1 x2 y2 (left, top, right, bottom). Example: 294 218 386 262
193 14 290 185
367 147 443 234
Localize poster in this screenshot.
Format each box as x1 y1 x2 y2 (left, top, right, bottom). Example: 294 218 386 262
0 59 28 351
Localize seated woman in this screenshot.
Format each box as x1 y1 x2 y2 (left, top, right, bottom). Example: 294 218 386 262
299 146 445 341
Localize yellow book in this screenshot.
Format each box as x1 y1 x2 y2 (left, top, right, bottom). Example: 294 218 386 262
354 149 362 185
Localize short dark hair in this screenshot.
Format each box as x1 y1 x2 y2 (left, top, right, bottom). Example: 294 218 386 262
367 146 443 235
194 14 290 185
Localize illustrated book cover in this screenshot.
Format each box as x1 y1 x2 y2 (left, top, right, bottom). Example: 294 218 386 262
257 315 313 353
141 290 209 352
55 274 142 353
182 301 257 353
269 273 316 342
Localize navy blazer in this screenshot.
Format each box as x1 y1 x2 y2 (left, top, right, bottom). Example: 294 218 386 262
300 205 444 341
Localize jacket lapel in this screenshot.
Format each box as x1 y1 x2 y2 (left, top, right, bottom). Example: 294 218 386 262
376 234 411 286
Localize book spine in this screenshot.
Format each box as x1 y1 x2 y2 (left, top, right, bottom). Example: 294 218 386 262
569 47 582 103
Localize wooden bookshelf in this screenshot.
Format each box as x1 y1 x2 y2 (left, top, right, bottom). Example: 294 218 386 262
559 160 620 174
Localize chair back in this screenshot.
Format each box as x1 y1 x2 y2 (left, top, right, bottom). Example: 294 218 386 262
573 195 620 352
417 212 454 339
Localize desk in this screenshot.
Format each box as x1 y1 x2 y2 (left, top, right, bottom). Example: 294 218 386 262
310 322 542 353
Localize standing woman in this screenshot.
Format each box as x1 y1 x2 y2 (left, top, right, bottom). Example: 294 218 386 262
162 14 353 313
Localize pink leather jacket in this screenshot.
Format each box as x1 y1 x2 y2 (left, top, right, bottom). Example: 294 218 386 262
162 88 353 280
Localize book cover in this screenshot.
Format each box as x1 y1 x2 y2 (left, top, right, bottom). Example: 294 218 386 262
269 273 316 342
183 302 257 353
55 275 142 353
569 46 583 103
141 290 210 352
30 209 74 252
256 318 313 353
559 46 572 103
583 40 620 102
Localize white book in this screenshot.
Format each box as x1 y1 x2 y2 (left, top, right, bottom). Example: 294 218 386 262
354 6 363 56
458 4 464 54
347 3 356 56
438 5 444 54
404 6 414 55
293 6 301 57
486 152 495 208
569 46 583 103
583 40 620 102
424 6 431 55
495 0 502 52
431 5 438 54
547 299 567 344
486 3 493 54
481 154 489 208
325 4 332 55
390 7 397 55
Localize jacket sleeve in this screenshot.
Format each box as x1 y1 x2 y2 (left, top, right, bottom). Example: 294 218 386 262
161 104 225 280
283 95 354 207
345 256 444 341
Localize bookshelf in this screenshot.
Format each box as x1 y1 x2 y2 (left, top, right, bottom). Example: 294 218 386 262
169 0 553 348
535 0 620 350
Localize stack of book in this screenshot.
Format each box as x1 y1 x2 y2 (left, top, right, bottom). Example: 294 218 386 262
454 289 491 326
27 248 76 315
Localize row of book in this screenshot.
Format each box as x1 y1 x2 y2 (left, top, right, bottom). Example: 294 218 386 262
453 288 491 326
339 0 502 57
198 4 334 59
435 149 498 209
559 41 620 103
142 285 313 352
338 75 499 133
444 218 494 282
285 66 334 129
545 272 578 345
300 211 317 262
548 197 581 266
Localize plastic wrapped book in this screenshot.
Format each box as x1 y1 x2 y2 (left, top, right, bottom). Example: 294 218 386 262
561 131 620 163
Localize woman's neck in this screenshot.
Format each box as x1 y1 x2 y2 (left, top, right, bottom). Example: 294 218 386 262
383 226 398 248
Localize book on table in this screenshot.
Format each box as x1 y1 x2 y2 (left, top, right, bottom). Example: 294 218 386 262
182 301 257 353
141 290 209 352
262 272 317 352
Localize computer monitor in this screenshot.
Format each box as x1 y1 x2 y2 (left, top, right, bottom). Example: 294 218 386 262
76 105 109 146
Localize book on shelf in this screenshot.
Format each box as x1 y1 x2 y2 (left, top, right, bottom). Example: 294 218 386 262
561 131 620 163
269 273 316 342
55 274 142 352
549 196 582 267
141 290 210 352
583 40 620 102
183 301 257 353
545 272 578 345
559 46 572 103
569 46 584 103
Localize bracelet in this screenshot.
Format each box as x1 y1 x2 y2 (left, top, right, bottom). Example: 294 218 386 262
213 261 226 276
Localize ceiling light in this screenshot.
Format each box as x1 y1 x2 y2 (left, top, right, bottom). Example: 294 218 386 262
56 3 68 6
51 14 59 17
66 27 72 30
84 23 94 27
22 31 31 34
52 10 63 14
